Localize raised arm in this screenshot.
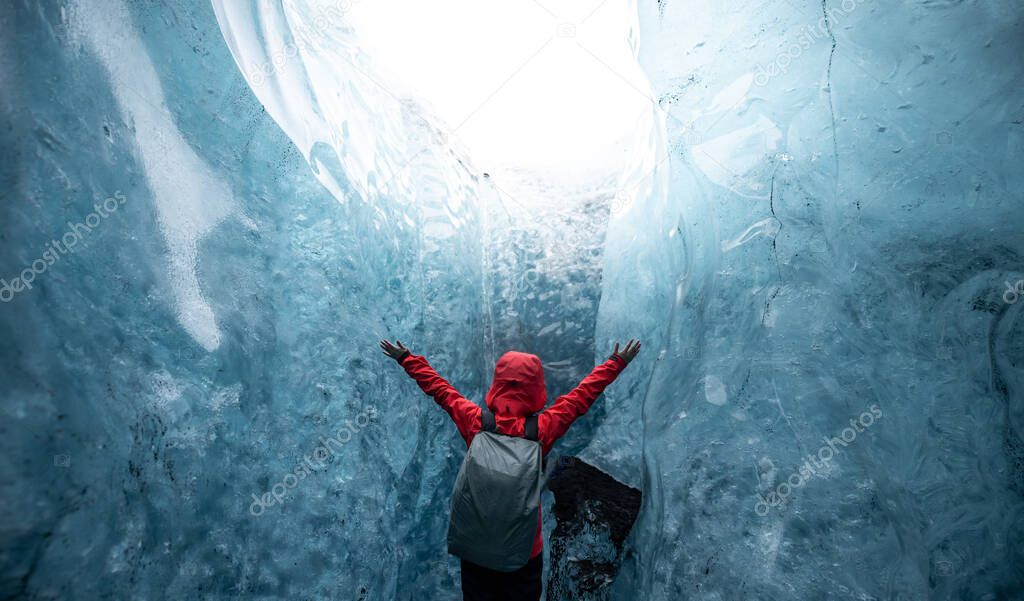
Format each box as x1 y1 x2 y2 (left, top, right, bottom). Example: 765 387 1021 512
380 339 481 443
538 339 641 449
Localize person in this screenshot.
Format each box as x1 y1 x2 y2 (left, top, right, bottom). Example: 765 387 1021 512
379 338 641 601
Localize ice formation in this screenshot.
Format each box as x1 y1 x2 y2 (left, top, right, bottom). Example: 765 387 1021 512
1 0 1022 599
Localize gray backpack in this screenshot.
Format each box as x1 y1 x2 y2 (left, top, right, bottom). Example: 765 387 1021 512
447 408 543 572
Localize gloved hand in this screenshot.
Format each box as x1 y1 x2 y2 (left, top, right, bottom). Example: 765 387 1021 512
611 339 641 364
379 339 411 362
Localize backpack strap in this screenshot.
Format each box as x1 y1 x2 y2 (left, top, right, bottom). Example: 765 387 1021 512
480 407 497 433
524 415 539 442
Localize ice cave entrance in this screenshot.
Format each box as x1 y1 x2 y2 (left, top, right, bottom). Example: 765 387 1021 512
339 0 654 199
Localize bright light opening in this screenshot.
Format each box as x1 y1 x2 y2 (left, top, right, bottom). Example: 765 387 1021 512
343 0 654 185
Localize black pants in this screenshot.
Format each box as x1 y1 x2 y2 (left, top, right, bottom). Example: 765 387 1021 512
460 554 543 601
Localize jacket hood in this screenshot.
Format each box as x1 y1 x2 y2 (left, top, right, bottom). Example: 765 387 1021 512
485 351 547 417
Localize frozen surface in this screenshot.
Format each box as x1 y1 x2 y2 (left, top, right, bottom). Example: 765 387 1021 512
1 0 1022 600
609 1 1024 599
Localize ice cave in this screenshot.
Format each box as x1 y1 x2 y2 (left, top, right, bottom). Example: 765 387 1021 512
1 0 1023 599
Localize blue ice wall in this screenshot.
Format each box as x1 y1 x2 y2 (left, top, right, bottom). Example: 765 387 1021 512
1 0 1022 600
2 1 488 598
598 1 1024 599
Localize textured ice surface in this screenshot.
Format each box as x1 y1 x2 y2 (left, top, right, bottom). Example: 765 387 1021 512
1 0 1023 600
610 1 1024 599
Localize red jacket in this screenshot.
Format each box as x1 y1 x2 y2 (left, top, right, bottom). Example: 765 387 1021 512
400 350 627 559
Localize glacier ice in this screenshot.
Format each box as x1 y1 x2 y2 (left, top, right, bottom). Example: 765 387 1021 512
1 0 1023 600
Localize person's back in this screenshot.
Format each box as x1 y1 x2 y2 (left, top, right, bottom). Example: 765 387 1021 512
380 338 641 601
